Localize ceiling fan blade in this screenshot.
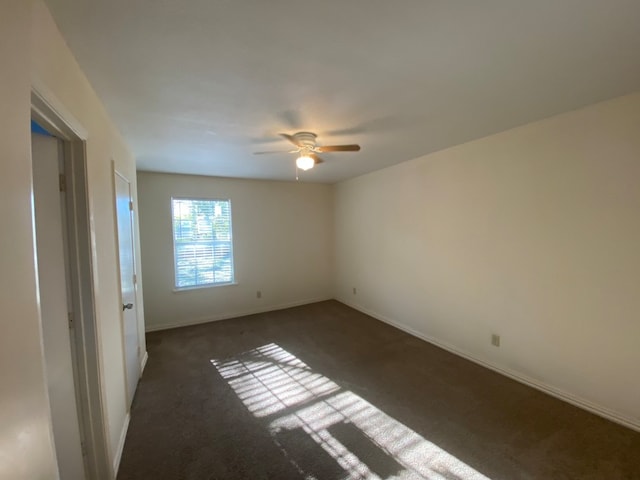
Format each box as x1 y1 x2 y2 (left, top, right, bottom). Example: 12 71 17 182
277 109 304 130
253 150 291 155
310 154 324 164
317 144 361 152
280 133 301 146
325 115 404 136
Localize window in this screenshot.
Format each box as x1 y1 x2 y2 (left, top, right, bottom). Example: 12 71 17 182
172 198 234 289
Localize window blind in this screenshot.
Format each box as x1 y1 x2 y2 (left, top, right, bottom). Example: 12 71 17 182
171 198 234 288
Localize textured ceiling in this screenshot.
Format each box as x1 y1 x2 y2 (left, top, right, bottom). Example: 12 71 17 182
45 0 640 183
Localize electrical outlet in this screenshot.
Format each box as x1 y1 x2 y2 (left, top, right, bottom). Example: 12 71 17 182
352 287 357 295
256 290 262 299
491 334 500 347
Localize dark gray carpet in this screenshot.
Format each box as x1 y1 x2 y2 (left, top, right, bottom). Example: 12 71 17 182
117 300 640 479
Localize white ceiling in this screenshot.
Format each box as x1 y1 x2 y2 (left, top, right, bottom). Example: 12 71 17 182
45 0 640 183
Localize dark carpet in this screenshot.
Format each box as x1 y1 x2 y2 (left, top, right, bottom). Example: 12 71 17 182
117 300 640 480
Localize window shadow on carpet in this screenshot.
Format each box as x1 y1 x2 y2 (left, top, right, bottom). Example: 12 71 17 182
212 343 486 480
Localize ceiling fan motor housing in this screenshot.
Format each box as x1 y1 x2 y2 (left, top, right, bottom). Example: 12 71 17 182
294 131 318 149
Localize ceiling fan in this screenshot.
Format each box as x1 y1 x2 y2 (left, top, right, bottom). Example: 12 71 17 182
254 131 361 172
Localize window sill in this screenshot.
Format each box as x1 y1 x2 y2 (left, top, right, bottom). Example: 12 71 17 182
172 282 238 293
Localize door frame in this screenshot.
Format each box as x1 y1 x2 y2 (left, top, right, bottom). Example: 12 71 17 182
32 84 111 480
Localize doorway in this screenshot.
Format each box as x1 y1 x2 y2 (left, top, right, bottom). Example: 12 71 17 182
32 129 86 479
31 88 111 479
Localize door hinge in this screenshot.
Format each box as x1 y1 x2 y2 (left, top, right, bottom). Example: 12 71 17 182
80 441 88 457
59 174 66 192
133 273 137 284
129 200 134 211
68 312 74 329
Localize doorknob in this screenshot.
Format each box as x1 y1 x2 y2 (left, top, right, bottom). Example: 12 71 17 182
122 303 134 311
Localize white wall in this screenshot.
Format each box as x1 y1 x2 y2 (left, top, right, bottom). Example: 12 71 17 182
138 172 334 331
0 2 146 478
0 2 59 479
335 92 640 430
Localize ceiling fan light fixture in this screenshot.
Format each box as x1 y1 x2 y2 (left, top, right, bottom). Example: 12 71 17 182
296 155 314 171
254 131 361 177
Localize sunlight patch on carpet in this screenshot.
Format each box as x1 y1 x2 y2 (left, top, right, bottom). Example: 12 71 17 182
212 343 490 480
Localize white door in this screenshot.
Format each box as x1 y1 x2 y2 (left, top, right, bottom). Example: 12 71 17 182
115 172 141 407
32 132 86 479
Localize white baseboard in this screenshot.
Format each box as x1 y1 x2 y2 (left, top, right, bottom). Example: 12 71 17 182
111 355 146 477
112 412 130 476
338 298 640 433
140 351 148 374
145 296 333 332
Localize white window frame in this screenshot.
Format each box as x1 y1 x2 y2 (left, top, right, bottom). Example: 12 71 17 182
171 196 236 291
